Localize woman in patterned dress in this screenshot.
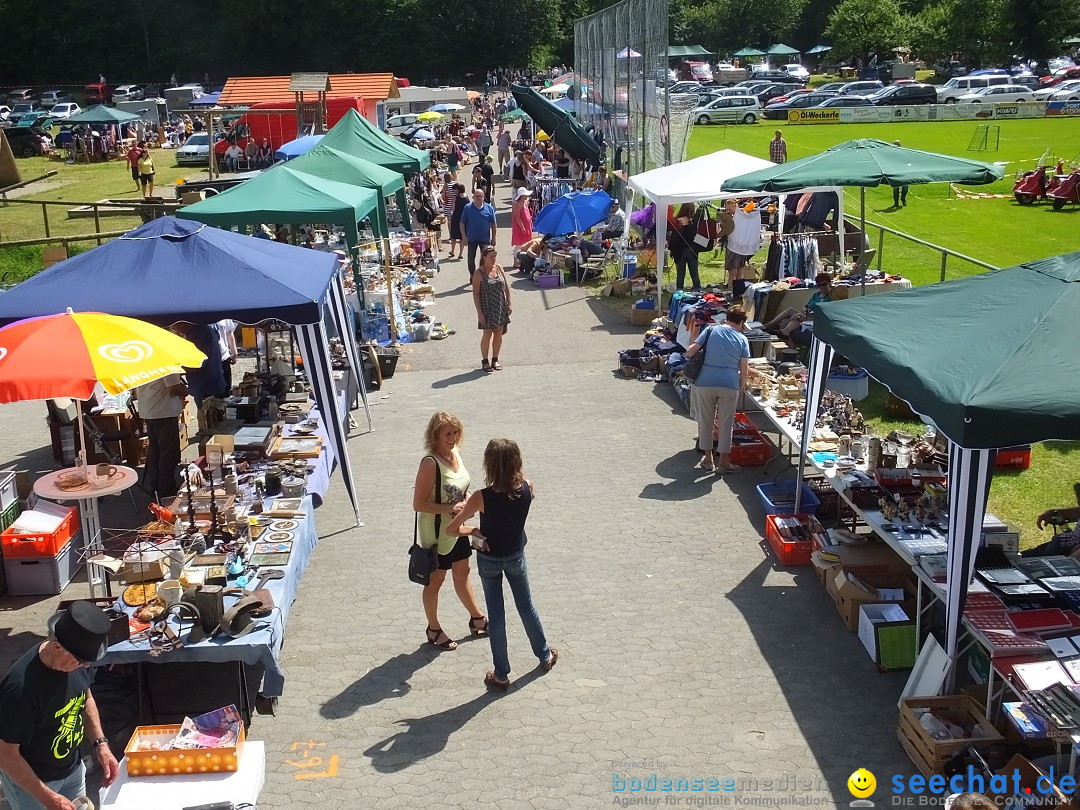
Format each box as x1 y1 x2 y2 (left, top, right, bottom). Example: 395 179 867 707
472 246 512 373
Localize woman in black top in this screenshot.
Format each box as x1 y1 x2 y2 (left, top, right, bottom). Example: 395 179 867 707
447 439 557 691
449 183 468 258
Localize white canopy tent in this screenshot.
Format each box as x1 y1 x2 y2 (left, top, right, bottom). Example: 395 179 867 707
625 149 846 309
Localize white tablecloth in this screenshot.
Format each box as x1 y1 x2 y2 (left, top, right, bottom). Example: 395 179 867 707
100 741 264 809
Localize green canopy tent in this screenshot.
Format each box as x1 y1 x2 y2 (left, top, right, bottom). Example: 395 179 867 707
288 145 406 238
510 84 602 167
801 251 1080 683
318 108 430 176
722 139 1004 269
500 108 531 123
766 43 801 57
62 105 142 126
733 48 765 58
667 45 715 58
176 164 379 293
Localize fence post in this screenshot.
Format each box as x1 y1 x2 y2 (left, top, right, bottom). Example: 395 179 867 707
940 252 948 283
93 205 102 246
876 227 884 274
41 203 50 238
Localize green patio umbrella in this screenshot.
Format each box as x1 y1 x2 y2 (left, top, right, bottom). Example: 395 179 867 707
510 84 601 167
733 48 765 58
62 105 142 126
722 138 1004 271
766 43 801 56
500 108 531 123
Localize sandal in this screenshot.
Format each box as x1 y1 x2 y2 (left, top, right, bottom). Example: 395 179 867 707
491 358 503 371
542 648 559 672
426 627 458 650
698 457 715 472
718 463 742 473
469 616 489 636
485 671 510 692
482 359 492 373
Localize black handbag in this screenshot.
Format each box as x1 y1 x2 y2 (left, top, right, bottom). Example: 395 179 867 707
408 457 442 586
683 328 710 381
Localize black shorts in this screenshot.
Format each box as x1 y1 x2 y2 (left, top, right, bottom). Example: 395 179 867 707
437 536 472 569
130 166 139 181
139 173 154 183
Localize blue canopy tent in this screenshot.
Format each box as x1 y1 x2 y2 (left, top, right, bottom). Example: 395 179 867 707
0 217 367 522
275 134 324 162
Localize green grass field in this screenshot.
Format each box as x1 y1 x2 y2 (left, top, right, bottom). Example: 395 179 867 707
683 117 1080 545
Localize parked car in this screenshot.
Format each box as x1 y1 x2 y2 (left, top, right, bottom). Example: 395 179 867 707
4 126 48 156
749 69 806 85
668 81 703 95
7 101 44 125
782 64 810 81
815 96 874 108
713 65 749 86
678 61 714 84
1049 83 1080 102
0 105 10 122
868 83 937 105
5 88 37 105
763 92 837 119
692 96 761 124
40 90 73 108
385 113 419 136
50 102 81 119
756 83 805 104
837 80 883 97
936 74 1012 102
957 85 1036 103
15 114 54 130
768 87 815 105
1011 76 1042 89
112 84 144 103
1034 79 1080 100
176 132 211 165
816 82 848 93
1038 65 1080 88
969 68 1009 76
84 82 112 105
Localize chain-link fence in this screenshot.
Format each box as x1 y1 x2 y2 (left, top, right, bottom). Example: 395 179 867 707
573 0 687 178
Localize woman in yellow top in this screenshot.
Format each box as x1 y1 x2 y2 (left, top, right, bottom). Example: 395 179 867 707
136 148 155 198
412 411 487 649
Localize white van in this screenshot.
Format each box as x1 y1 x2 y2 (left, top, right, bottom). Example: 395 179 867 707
937 75 1011 103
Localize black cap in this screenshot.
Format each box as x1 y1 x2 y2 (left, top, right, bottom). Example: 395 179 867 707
47 601 111 663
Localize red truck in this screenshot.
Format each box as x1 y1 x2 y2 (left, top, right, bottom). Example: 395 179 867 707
84 82 112 105
214 95 371 157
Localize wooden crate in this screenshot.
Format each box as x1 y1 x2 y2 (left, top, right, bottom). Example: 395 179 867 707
897 695 1002 776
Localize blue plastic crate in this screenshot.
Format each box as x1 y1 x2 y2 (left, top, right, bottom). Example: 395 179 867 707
756 481 821 517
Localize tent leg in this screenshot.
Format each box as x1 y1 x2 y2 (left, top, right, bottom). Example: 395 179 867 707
860 187 867 292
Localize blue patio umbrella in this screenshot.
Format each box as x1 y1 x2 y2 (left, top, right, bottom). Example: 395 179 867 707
533 189 615 236
412 128 436 141
274 134 323 162
428 103 466 113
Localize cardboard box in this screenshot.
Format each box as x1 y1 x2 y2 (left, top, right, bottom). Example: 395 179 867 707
180 190 206 205
609 278 631 296
630 306 658 327
984 754 1074 808
826 541 910 578
830 570 916 631
812 551 841 588
857 603 917 670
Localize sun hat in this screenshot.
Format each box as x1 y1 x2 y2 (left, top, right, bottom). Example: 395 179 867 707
515 187 532 200
47 600 111 663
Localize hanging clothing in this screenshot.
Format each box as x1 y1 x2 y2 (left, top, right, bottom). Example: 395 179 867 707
727 209 762 258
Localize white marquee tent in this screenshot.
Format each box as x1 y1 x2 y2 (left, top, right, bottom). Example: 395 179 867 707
626 149 846 307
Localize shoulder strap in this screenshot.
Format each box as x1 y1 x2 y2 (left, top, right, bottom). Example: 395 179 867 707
414 455 443 547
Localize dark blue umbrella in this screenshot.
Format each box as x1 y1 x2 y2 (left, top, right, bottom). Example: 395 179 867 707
511 84 603 167
533 189 615 236
274 134 323 162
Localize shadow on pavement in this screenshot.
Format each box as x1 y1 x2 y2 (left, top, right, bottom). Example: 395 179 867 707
585 296 645 336
320 645 436 719
363 669 544 772
432 369 488 389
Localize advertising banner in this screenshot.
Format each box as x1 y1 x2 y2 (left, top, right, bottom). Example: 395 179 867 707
784 102 1046 124
1045 100 1080 116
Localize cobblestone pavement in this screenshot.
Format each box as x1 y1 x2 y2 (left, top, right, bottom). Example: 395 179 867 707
0 172 914 810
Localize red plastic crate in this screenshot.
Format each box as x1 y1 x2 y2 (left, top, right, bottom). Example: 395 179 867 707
1 506 78 559
716 413 772 466
764 514 818 566
996 446 1031 470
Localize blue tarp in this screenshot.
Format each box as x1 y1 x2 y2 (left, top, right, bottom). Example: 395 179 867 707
274 134 324 162
0 217 338 327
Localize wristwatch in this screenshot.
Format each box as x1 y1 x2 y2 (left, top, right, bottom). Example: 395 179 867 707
90 737 108 748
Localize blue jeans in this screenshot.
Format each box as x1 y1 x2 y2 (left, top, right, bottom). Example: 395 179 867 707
0 760 86 810
477 552 550 680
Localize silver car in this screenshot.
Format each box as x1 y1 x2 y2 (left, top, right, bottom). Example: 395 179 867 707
176 132 211 165
693 96 761 125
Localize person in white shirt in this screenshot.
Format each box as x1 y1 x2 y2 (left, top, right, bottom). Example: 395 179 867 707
135 374 188 498
224 143 243 172
215 319 238 390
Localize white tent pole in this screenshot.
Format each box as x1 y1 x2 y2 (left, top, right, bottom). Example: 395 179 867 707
836 191 846 274
654 202 666 315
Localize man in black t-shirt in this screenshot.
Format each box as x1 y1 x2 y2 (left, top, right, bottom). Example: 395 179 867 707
0 602 119 810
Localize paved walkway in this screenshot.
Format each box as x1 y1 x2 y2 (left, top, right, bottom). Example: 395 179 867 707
0 171 914 810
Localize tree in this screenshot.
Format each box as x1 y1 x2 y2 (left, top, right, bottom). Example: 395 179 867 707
1004 0 1080 63
678 0 806 56
824 0 903 63
909 0 1008 68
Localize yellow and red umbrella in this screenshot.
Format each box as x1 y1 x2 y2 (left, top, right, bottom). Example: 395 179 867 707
0 309 206 462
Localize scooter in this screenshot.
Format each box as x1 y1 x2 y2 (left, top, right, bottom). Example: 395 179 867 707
1049 169 1080 210
1013 164 1052 205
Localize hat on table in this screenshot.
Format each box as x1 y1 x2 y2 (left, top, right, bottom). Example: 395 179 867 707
48 600 111 663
